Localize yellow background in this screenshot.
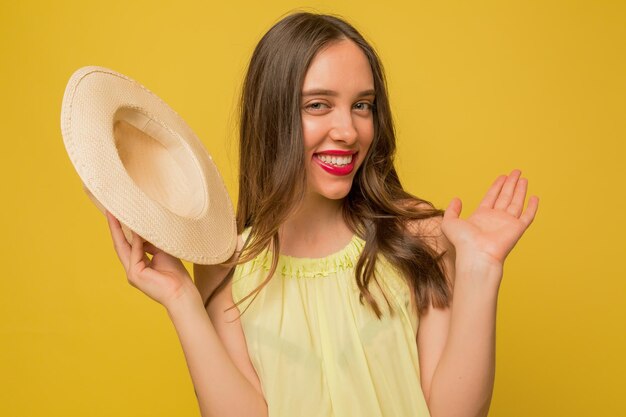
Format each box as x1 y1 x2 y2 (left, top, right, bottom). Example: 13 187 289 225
1 1 624 416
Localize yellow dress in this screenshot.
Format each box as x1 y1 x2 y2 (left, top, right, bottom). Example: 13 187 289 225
231 229 431 417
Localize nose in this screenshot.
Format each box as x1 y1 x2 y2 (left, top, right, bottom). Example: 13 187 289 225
329 109 358 144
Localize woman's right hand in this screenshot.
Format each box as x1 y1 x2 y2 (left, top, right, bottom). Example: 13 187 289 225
105 210 200 309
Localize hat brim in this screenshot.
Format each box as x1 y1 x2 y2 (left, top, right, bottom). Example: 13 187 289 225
61 66 236 265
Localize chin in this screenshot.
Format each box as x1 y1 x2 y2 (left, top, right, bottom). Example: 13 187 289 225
314 183 353 201
323 191 350 201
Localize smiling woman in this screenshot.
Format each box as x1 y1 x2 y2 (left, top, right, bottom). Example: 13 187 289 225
103 11 538 417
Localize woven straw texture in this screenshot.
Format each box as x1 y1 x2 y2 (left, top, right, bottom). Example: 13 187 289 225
60 66 236 265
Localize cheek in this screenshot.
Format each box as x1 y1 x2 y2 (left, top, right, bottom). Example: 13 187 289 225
357 118 375 151
301 118 323 152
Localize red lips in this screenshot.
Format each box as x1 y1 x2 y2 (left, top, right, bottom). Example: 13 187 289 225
313 151 357 176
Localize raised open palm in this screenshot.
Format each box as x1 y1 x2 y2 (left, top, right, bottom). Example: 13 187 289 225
440 169 539 267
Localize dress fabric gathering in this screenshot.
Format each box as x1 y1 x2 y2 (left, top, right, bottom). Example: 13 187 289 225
231 228 431 417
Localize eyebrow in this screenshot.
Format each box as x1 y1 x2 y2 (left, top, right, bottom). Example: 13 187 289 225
302 88 376 98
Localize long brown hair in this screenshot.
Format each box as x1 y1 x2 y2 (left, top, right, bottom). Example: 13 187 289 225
206 12 452 319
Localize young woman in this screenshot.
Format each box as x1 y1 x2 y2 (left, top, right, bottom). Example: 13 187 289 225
106 12 539 417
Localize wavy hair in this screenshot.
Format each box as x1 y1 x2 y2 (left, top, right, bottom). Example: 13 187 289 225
206 11 452 319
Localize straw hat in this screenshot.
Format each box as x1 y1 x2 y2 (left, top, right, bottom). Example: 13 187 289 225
60 66 236 265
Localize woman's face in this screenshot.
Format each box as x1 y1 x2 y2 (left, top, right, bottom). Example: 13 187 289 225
300 39 375 202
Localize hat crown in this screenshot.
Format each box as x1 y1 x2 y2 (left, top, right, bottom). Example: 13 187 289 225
113 106 207 219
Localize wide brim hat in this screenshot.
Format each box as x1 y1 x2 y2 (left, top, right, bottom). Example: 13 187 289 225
60 66 236 265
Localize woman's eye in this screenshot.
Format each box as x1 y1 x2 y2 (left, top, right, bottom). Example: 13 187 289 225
305 102 329 111
354 102 374 111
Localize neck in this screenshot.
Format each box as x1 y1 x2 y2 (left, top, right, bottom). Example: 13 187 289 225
278 192 353 257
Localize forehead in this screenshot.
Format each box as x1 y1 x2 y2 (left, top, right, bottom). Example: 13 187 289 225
302 39 374 92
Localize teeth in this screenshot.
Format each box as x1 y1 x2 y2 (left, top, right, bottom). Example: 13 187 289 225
318 154 353 167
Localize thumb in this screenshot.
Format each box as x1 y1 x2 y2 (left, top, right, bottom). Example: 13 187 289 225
444 197 462 220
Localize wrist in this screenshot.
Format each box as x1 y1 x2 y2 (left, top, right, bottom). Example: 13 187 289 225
165 287 204 319
453 255 504 294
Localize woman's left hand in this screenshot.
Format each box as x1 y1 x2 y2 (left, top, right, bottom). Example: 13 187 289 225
440 169 539 268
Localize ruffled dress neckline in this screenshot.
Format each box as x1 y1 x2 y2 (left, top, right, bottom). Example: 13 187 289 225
242 228 365 279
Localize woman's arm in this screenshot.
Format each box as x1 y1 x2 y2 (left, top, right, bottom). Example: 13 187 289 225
419 242 501 417
167 290 268 417
417 170 539 417
105 212 267 417
191 243 266 413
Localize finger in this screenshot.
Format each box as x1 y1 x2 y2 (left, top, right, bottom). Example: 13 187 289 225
143 241 160 255
478 175 507 209
494 169 522 210
443 197 462 220
143 241 167 256
520 195 540 228
105 210 131 267
129 231 149 272
506 177 528 218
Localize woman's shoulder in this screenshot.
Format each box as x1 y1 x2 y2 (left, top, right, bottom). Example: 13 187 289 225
194 233 246 303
